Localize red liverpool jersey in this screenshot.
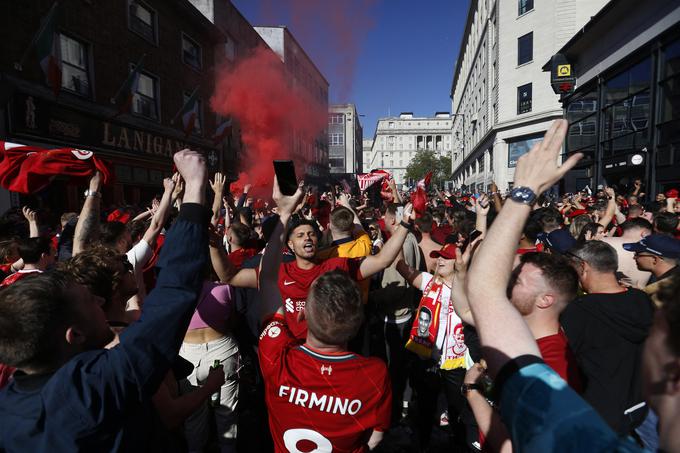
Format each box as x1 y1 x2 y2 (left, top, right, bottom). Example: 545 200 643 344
0 269 42 288
278 257 363 340
259 318 391 453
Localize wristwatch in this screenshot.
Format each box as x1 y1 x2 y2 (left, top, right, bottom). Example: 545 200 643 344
84 189 101 198
461 383 483 397
509 186 537 205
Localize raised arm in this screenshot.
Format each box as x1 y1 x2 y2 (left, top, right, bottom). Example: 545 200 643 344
450 239 482 326
209 241 257 288
597 187 617 228
141 177 175 247
109 149 209 401
474 194 490 235
209 172 226 227
359 204 415 278
259 178 304 322
395 258 423 289
73 172 102 256
22 207 39 238
466 120 582 377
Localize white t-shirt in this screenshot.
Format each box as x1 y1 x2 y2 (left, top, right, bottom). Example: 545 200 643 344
126 239 153 299
419 272 454 353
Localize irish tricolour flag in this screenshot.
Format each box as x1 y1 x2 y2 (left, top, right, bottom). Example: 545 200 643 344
35 3 62 96
179 88 200 137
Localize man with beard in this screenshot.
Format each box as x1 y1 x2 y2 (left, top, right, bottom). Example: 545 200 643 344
213 199 418 340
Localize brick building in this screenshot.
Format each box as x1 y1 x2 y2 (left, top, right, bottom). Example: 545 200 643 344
0 0 261 212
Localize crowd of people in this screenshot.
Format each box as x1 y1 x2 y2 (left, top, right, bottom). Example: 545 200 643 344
0 119 680 452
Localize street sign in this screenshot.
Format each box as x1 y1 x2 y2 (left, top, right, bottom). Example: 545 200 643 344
550 53 576 95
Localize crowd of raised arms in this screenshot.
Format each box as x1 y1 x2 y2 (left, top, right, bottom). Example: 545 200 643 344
1 120 680 453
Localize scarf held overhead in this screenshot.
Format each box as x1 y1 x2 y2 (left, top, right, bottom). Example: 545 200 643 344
0 142 111 194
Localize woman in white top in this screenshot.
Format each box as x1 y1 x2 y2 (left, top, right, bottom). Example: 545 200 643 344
397 242 476 451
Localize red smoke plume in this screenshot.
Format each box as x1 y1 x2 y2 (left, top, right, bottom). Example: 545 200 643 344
259 0 377 101
211 46 326 195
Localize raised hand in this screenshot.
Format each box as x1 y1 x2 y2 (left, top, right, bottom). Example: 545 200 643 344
475 194 490 215
22 206 37 223
513 120 582 195
162 177 175 195
209 172 226 195
272 176 304 217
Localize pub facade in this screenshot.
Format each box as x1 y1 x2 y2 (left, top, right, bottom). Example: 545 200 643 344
0 0 252 212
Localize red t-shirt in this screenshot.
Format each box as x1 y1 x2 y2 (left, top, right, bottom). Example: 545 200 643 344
431 224 452 245
279 257 364 340
228 248 258 270
537 330 583 393
258 318 391 453
0 269 42 288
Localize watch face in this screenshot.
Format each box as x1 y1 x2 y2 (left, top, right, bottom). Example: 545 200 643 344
511 187 536 204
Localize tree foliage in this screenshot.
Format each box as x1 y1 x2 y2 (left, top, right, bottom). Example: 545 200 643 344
404 151 452 187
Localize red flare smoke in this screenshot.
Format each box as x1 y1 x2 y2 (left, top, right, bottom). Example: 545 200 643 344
210 46 326 196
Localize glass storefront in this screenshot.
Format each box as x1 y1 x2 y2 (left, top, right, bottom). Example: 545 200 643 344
563 34 680 195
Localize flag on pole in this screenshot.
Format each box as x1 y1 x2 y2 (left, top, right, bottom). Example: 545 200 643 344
32 3 62 96
111 54 146 117
411 170 433 216
173 87 200 137
211 116 232 145
357 169 390 191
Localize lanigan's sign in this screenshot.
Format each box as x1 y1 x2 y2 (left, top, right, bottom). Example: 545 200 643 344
102 122 194 158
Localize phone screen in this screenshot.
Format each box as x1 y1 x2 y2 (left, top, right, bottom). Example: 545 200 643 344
396 206 404 222
273 160 298 196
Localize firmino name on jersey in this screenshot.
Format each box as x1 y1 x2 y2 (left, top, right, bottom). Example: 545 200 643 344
278 385 362 415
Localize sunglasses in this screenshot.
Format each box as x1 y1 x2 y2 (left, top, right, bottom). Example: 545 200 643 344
634 252 657 259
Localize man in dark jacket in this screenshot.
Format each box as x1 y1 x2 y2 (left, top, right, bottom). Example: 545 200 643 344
0 149 212 452
561 240 654 435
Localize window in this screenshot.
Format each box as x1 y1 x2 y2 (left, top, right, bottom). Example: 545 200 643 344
183 92 202 135
132 71 158 119
329 158 344 168
508 134 542 167
518 0 533 15
517 83 532 114
517 32 533 65
389 121 395 128
128 1 157 43
182 34 202 70
329 113 344 124
59 34 90 96
330 133 344 146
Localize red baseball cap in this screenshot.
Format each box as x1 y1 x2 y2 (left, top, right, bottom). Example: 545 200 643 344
665 188 679 198
430 243 457 260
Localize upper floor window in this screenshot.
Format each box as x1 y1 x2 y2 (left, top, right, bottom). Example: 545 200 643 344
129 1 157 44
517 83 532 114
132 71 159 120
59 34 90 97
329 133 344 145
518 0 534 16
182 34 202 70
518 32 533 65
329 113 344 124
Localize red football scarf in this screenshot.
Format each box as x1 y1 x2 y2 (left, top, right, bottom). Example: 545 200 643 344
406 277 443 359
406 277 467 370
0 142 112 194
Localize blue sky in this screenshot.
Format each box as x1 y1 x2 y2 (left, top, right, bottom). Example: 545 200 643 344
232 0 469 138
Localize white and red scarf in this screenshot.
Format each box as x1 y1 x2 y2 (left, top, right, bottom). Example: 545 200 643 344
405 277 467 370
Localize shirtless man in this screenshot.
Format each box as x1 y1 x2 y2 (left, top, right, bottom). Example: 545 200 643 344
602 217 652 288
